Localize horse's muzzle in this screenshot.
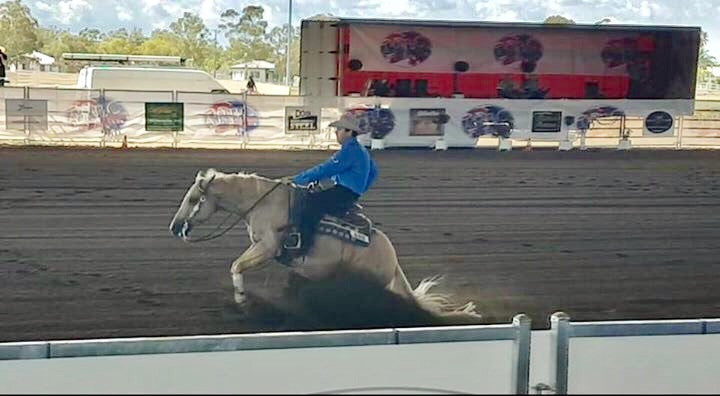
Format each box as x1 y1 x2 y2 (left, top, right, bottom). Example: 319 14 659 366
169 221 191 238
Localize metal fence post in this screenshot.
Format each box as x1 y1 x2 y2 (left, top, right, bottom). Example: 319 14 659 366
676 116 684 150
579 129 587 151
99 88 106 148
242 90 249 148
550 312 571 394
23 86 30 145
512 313 532 394
172 90 179 149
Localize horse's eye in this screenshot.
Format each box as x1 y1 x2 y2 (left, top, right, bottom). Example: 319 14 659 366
200 196 206 202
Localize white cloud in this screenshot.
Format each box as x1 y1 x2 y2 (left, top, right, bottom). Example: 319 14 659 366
152 21 167 30
356 0 417 16
55 0 93 24
116 6 133 22
543 0 566 16
34 1 52 12
199 0 219 25
484 10 521 22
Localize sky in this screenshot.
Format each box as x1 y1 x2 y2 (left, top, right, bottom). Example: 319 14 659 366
26 0 720 58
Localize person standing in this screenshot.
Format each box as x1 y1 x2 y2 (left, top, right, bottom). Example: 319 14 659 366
0 47 8 87
246 75 257 94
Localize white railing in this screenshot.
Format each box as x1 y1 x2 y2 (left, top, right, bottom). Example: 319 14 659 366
697 81 720 92
3 313 720 394
547 313 720 394
0 315 532 394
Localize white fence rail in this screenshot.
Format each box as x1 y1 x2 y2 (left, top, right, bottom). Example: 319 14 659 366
548 313 720 394
697 82 720 92
3 314 720 394
0 315 531 394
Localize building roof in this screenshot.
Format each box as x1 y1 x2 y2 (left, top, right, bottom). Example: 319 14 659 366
230 60 276 70
23 51 55 65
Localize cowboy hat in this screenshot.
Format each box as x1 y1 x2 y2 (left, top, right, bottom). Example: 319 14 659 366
329 114 363 133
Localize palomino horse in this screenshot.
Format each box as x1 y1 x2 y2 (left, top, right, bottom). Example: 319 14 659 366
169 168 482 323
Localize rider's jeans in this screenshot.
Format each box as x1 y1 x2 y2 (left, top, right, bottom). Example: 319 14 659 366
299 185 359 250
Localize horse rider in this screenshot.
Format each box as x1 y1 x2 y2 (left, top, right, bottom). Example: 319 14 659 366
282 114 378 257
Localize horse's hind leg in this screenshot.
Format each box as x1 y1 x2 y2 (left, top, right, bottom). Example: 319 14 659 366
358 229 415 301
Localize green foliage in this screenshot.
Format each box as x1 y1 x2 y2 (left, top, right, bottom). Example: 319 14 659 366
139 30 182 56
266 24 300 80
220 5 274 68
698 31 719 83
0 0 39 59
0 1 289 76
543 15 575 24
169 12 210 66
220 6 267 43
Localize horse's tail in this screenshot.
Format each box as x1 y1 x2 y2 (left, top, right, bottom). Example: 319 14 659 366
411 275 483 325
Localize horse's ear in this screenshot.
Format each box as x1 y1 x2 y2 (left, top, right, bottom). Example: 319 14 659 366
195 170 205 182
206 168 217 180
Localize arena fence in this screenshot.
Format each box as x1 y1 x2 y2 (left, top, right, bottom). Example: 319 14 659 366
0 87 718 150
2 313 720 394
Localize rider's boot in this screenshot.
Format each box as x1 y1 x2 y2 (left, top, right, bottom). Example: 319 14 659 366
277 229 300 265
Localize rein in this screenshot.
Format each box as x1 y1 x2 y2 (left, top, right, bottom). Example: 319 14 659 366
187 180 285 243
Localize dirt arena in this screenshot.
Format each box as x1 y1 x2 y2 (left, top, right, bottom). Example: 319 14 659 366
1 146 719 342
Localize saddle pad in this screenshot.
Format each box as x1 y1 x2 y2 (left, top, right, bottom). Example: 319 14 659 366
317 212 373 247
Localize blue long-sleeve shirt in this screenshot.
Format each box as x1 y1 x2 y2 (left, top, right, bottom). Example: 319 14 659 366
293 137 378 196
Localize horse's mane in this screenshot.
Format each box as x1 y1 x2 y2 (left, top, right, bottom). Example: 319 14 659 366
213 169 279 184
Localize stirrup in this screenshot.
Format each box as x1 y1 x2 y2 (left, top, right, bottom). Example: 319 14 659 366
283 232 302 250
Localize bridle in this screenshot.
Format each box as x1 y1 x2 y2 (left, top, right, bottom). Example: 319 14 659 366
184 175 284 243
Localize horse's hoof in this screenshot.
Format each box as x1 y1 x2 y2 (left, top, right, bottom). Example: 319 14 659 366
222 302 248 319
234 292 247 305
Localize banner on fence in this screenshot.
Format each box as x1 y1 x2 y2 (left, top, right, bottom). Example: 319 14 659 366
531 111 563 133
409 108 447 136
5 99 48 132
643 110 675 136
145 103 184 132
285 106 319 133
345 97 694 147
0 86 713 148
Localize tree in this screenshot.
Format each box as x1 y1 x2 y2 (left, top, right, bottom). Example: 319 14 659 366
698 31 719 83
0 3 305 80
220 6 273 63
138 30 182 56
0 0 39 60
79 28 105 44
202 36 228 77
266 24 300 81
544 15 575 24
220 6 267 42
169 12 210 66
95 28 146 55
38 28 97 69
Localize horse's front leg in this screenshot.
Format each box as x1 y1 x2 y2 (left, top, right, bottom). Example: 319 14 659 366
230 236 280 304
